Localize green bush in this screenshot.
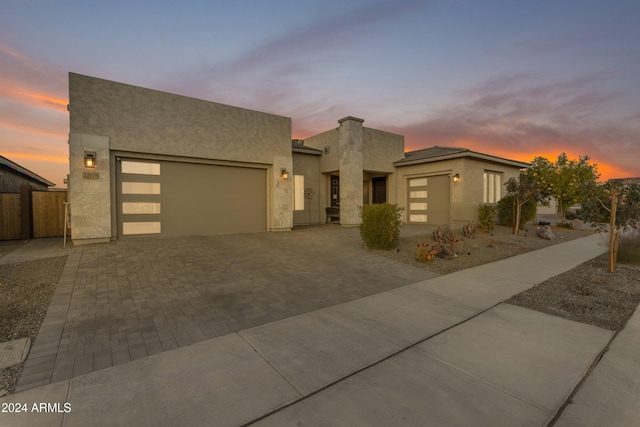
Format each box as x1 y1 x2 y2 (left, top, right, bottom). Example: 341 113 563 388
618 229 640 265
497 195 537 229
564 210 578 220
359 203 404 250
477 204 496 232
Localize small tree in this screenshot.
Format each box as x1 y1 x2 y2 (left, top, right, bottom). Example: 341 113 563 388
496 195 537 230
530 153 599 222
505 171 546 235
580 180 640 272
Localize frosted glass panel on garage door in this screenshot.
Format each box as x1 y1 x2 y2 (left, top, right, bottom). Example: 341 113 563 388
122 202 161 214
409 178 428 187
121 161 160 175
410 190 428 198
122 222 161 235
122 182 161 195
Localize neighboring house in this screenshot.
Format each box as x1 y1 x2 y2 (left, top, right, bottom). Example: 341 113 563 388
68 73 528 245
0 155 55 193
1 156 58 240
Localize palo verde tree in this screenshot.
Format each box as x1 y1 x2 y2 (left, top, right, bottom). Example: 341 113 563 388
529 153 600 222
580 179 640 273
504 170 548 235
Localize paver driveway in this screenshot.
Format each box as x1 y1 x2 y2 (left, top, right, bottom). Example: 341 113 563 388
16 226 437 391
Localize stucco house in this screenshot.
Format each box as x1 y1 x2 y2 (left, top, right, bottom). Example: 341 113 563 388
68 73 528 245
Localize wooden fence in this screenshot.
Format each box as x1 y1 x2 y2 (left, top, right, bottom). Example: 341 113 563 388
32 191 68 238
0 194 21 240
0 188 68 240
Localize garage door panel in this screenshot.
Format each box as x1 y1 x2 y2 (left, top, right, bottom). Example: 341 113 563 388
407 175 450 225
161 161 266 236
117 159 266 237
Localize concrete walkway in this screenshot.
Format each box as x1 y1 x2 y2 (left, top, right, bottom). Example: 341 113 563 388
1 232 635 426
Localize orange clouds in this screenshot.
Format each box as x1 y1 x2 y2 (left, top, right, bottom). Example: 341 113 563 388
10 88 68 112
2 152 68 164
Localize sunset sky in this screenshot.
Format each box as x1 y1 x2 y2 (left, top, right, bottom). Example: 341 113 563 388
1 0 638 188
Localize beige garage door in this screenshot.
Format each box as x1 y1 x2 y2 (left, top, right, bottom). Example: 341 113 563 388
407 175 450 224
117 159 266 237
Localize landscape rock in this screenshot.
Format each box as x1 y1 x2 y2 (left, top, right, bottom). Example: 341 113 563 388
536 225 556 240
433 244 457 260
570 219 583 230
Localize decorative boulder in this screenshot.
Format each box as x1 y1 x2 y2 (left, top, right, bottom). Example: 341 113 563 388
536 225 556 240
433 244 457 260
570 219 583 230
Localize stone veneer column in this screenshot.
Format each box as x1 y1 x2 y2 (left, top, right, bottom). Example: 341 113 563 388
68 133 112 244
338 116 364 226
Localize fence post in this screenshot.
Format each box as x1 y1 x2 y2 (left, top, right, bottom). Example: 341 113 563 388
20 184 32 240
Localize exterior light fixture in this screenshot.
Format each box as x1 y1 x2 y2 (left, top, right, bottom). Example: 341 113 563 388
84 152 96 168
281 169 289 179
453 173 460 183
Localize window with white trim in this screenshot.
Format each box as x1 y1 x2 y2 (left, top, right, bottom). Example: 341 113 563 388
483 171 503 204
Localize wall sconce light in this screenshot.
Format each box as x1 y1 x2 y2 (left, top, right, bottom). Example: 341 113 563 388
453 173 460 183
281 169 289 179
84 152 96 168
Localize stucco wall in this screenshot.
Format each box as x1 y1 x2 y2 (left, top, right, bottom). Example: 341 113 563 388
395 157 524 225
68 73 293 242
69 73 292 163
460 158 523 218
363 128 404 173
303 128 339 174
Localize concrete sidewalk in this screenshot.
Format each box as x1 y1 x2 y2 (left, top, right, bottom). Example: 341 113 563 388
1 233 630 427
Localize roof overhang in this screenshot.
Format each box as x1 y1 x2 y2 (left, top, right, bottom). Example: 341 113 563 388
395 150 530 169
0 155 55 187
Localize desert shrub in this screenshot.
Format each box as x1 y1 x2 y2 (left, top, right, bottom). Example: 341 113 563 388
359 203 404 250
433 225 456 244
477 204 496 232
618 229 640 265
497 195 537 229
415 243 439 262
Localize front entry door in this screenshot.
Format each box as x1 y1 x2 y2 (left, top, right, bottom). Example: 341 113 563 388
372 177 387 204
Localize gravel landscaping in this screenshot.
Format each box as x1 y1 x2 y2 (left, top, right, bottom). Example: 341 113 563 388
370 223 640 331
0 255 67 396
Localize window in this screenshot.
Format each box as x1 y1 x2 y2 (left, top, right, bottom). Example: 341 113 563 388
483 171 503 204
293 175 305 211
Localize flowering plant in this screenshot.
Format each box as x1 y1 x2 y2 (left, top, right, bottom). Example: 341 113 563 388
415 243 439 263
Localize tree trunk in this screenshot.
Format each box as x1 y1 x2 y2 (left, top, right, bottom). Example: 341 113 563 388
608 188 618 273
613 229 620 272
514 201 522 235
